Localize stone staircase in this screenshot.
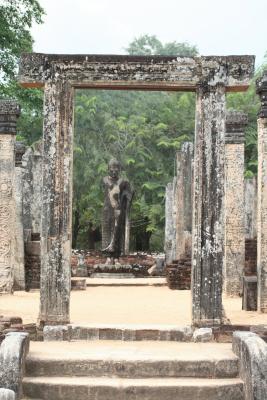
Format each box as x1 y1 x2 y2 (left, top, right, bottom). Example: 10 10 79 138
22 340 244 400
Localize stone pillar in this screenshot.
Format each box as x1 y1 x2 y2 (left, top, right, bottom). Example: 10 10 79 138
257 71 267 312
245 177 257 239
176 142 193 259
13 142 26 290
165 182 174 265
39 81 74 325
224 111 247 296
0 101 20 294
192 84 226 326
22 141 43 236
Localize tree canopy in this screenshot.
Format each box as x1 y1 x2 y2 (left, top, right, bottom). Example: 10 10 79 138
0 0 45 143
73 36 198 250
126 34 198 56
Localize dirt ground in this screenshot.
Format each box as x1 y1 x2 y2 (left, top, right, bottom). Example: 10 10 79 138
0 287 266 326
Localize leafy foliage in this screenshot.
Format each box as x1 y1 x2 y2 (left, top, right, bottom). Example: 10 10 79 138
73 35 198 250
126 34 198 56
0 0 45 144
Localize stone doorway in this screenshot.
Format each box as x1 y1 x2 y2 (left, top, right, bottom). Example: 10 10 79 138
18 53 255 326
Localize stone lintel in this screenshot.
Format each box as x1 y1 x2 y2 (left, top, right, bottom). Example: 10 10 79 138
225 111 248 144
257 70 267 118
18 53 255 91
0 100 21 135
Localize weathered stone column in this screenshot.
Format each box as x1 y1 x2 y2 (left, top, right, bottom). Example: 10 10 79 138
257 71 267 312
165 181 175 265
39 81 74 325
192 84 226 326
13 142 26 290
245 177 257 239
0 101 20 293
224 111 247 296
176 142 193 259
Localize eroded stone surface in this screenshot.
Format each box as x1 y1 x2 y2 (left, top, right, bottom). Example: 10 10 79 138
257 71 267 312
43 325 70 341
193 328 213 342
0 101 20 294
18 54 255 91
0 389 15 400
0 332 29 398
176 142 193 260
224 111 247 296
232 331 267 400
165 181 176 264
192 84 226 326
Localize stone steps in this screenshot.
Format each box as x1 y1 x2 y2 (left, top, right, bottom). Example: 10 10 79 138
23 341 244 400
25 341 239 379
23 376 244 400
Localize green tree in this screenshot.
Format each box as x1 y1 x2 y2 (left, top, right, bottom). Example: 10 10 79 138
126 34 198 56
0 0 45 144
73 36 198 250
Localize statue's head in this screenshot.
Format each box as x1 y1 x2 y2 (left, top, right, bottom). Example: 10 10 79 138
108 158 121 180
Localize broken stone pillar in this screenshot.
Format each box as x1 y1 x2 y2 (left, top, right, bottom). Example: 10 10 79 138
192 84 226 326
39 82 74 325
224 111 248 296
257 71 267 313
176 142 193 259
0 101 20 294
13 142 26 290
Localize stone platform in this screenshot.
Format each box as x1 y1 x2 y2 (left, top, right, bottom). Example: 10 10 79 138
86 277 166 286
90 273 135 279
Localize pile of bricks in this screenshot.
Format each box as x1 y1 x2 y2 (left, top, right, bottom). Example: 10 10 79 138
0 316 40 342
166 258 191 290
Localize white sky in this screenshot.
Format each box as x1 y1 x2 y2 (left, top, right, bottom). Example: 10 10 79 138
32 0 267 67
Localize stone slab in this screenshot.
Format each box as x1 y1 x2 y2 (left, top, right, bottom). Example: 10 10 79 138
86 278 166 286
25 341 239 379
40 324 194 342
23 376 244 400
90 273 135 279
19 53 255 92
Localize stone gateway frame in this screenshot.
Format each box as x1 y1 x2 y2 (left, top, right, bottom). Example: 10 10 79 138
18 53 255 326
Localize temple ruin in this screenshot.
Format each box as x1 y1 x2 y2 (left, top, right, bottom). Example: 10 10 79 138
1 52 267 400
